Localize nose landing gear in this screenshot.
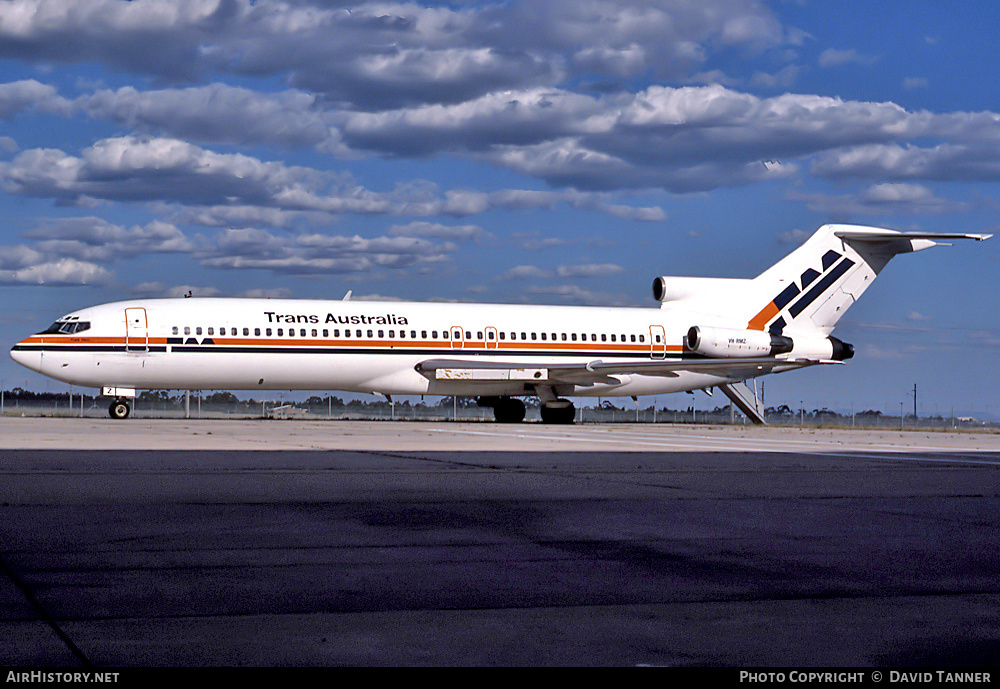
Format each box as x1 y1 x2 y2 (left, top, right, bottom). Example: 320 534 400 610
108 398 131 419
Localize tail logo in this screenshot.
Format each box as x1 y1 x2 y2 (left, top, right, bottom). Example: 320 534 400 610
747 249 853 333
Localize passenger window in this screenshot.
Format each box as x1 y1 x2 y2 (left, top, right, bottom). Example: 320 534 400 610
184 327 191 335
311 329 317 337
541 333 547 341
356 330 362 337
432 331 438 339
172 326 179 335
561 333 567 341
278 328 284 336
266 328 272 336
410 330 417 338
601 334 607 342
378 330 384 338
323 329 328 337
398 330 404 338
255 328 261 336
207 327 214 336
367 330 373 338
630 335 636 342
342 329 348 338
639 335 644 343
531 333 536 340
571 333 577 341
611 334 616 342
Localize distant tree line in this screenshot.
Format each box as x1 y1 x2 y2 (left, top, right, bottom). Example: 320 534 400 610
0 388 970 423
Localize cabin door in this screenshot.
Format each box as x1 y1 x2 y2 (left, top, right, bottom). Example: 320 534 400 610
485 326 499 349
649 324 666 359
125 307 148 352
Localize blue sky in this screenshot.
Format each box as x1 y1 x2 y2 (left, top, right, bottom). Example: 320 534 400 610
1 0 998 416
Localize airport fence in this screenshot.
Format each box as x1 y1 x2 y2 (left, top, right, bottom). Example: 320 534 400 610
1 391 995 431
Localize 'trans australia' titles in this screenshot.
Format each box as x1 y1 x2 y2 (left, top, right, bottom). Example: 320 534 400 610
265 311 409 326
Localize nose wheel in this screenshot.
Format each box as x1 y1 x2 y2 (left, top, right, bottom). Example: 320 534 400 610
108 398 131 419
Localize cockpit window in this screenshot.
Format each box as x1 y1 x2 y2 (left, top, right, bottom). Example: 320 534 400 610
40 320 91 335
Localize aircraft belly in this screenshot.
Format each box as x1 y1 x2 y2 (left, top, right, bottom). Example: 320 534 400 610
146 352 420 392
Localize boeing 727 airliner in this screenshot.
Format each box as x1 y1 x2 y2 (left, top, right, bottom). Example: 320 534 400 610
9 224 990 422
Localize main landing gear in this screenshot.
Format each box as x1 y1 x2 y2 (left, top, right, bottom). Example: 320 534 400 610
539 399 576 425
108 398 131 419
479 396 526 423
478 396 576 424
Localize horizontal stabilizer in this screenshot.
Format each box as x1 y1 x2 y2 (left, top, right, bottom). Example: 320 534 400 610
834 229 992 243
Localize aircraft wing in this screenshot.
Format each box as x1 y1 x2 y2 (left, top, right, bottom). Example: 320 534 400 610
414 356 836 387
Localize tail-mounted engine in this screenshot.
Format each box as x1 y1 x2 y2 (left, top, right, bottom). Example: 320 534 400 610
686 326 792 358
687 326 853 361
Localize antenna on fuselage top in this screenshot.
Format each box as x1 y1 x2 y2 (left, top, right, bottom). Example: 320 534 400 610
342 290 352 301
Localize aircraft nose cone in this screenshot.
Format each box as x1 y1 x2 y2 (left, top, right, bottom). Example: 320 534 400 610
10 342 41 372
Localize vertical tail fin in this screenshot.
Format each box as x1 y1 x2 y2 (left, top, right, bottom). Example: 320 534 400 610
745 224 990 335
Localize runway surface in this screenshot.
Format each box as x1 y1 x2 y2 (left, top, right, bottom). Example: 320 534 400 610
1 420 999 666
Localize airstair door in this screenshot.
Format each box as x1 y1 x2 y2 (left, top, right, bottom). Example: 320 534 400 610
125 308 148 352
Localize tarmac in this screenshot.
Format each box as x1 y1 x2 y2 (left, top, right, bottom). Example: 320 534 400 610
3 416 999 452
1 419 999 666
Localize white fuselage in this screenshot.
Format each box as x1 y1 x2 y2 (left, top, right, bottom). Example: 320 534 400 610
12 225 989 417
10 297 740 398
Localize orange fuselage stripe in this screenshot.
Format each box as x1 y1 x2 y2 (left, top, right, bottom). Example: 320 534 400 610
21 334 685 355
